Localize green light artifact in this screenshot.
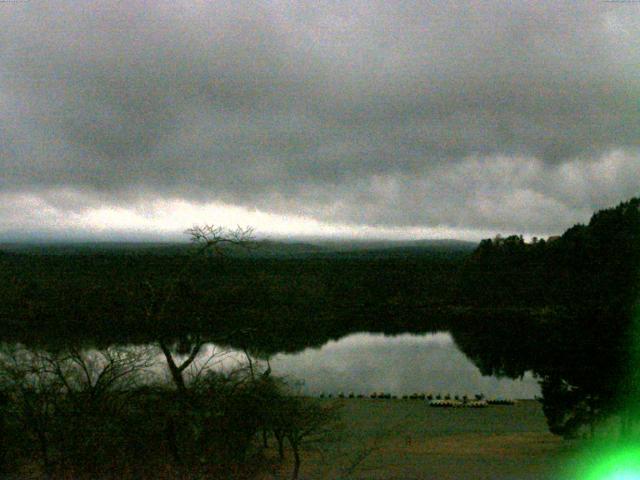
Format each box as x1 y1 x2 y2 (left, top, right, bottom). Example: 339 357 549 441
575 444 640 480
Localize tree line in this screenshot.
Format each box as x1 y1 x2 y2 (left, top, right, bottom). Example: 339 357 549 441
458 197 640 439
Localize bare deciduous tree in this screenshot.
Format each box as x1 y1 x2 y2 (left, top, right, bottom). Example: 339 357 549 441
142 225 254 398
0 344 156 477
265 395 341 480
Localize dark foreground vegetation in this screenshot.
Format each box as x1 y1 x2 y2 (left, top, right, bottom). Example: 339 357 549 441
0 343 340 479
0 199 638 477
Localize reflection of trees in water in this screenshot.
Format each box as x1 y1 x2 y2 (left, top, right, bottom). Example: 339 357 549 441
448 308 541 379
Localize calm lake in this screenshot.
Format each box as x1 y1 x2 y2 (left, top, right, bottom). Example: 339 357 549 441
1 331 538 399
263 332 540 399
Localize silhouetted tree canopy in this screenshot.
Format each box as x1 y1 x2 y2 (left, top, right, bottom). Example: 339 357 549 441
459 197 640 437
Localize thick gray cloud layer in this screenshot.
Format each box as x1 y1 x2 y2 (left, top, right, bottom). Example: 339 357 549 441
1 1 639 236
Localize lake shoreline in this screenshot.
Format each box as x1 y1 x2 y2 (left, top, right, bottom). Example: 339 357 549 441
272 398 582 480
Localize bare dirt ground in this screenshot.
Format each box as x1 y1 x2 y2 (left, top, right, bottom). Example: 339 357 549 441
269 399 582 480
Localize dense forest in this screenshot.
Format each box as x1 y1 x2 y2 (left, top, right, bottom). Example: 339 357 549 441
0 243 470 351
458 197 640 438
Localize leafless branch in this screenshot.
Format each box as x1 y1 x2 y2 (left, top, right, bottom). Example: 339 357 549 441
184 224 256 256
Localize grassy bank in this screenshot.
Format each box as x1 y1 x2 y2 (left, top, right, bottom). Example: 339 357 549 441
270 399 581 480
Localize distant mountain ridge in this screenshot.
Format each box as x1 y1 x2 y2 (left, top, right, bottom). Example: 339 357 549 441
0 238 477 258
311 238 477 252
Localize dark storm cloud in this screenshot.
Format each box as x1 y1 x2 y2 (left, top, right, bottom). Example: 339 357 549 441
1 1 638 234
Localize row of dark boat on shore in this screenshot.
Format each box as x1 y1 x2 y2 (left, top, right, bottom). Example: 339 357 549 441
317 392 516 407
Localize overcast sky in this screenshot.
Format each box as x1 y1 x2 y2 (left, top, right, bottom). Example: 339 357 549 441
1 1 638 241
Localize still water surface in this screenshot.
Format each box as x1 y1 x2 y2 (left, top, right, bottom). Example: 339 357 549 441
4 332 540 399
267 332 540 399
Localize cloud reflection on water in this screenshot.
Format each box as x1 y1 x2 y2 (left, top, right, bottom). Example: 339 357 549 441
270 332 540 398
